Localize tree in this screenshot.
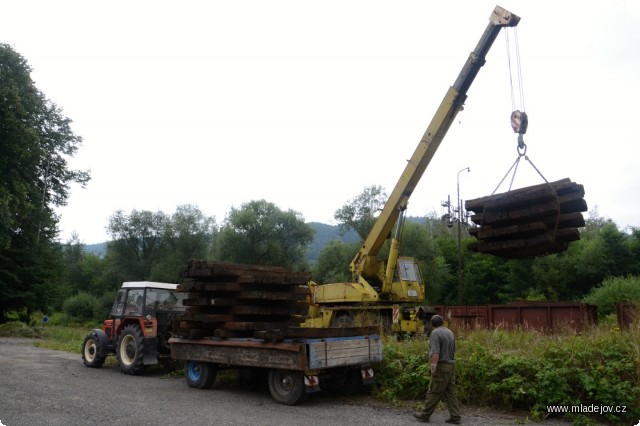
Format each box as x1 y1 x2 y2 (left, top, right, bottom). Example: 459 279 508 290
150 204 216 282
400 220 451 305
60 234 107 299
626 227 640 276
334 185 387 240
213 200 314 270
462 250 512 304
0 44 89 322
106 209 168 280
312 240 359 283
571 222 631 297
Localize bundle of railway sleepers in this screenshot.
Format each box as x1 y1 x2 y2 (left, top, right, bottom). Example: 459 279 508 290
174 260 311 340
465 178 587 259
174 260 378 341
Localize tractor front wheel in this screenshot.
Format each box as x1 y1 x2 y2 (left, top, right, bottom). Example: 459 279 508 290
117 324 146 375
81 333 106 368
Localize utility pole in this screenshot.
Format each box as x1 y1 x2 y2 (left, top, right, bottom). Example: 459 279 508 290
457 167 470 305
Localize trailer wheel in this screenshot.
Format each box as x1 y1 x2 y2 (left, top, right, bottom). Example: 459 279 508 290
81 333 106 368
268 369 308 405
117 324 146 375
185 361 217 389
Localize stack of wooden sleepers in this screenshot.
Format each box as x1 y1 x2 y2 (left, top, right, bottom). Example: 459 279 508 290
174 260 376 341
465 178 587 259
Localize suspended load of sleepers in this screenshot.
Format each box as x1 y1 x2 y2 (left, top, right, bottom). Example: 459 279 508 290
465 178 587 259
463 17 588 259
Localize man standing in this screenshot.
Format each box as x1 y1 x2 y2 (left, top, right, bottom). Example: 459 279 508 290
414 315 462 424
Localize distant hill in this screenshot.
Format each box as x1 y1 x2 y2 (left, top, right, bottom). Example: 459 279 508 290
84 242 107 257
306 222 360 263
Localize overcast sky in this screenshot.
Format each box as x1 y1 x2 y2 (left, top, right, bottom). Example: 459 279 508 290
2 0 639 244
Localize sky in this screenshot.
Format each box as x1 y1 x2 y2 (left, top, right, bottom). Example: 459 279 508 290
2 0 639 244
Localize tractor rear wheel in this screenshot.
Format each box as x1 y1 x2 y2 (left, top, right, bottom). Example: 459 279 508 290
81 333 106 368
117 324 146 375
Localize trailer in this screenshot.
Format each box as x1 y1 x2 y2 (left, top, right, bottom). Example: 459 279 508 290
169 333 382 405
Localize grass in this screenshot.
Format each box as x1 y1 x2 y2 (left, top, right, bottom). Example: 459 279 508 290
33 325 91 353
0 321 99 355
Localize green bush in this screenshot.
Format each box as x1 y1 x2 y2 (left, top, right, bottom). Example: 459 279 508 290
583 275 640 316
93 290 117 322
373 337 430 401
374 327 640 424
62 292 99 324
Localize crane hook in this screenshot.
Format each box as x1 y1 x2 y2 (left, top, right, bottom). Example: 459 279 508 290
510 110 528 150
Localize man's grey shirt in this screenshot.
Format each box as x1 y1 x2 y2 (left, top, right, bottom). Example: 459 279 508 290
429 326 456 364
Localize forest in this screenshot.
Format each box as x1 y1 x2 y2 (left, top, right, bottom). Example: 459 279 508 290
2 42 640 325
4 198 640 325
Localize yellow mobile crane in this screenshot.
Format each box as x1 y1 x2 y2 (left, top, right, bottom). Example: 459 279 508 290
304 6 521 333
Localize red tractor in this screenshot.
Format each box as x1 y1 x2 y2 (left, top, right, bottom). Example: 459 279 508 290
81 282 186 374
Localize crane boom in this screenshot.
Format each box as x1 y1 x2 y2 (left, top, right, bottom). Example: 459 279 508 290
306 6 522 333
350 6 520 283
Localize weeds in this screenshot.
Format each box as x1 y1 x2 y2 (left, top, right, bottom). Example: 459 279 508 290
373 325 640 424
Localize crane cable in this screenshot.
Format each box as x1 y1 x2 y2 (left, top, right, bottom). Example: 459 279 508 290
506 27 526 114
484 29 561 242
491 27 550 195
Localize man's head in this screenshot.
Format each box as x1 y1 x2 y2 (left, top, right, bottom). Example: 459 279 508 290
431 315 444 328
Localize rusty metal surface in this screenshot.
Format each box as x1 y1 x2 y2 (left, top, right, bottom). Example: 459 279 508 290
169 337 303 352
432 305 488 329
616 303 639 329
169 338 308 370
432 302 597 333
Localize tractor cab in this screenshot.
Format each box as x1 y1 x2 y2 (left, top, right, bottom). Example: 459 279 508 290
111 282 187 318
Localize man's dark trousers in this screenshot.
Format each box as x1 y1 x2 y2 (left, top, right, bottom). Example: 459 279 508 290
421 363 461 421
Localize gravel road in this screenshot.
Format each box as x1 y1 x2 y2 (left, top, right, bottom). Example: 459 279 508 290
0 338 576 426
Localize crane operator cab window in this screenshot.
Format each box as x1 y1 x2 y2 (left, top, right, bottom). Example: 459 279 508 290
397 258 423 284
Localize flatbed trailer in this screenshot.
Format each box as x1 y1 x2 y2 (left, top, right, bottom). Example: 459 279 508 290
169 334 382 405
